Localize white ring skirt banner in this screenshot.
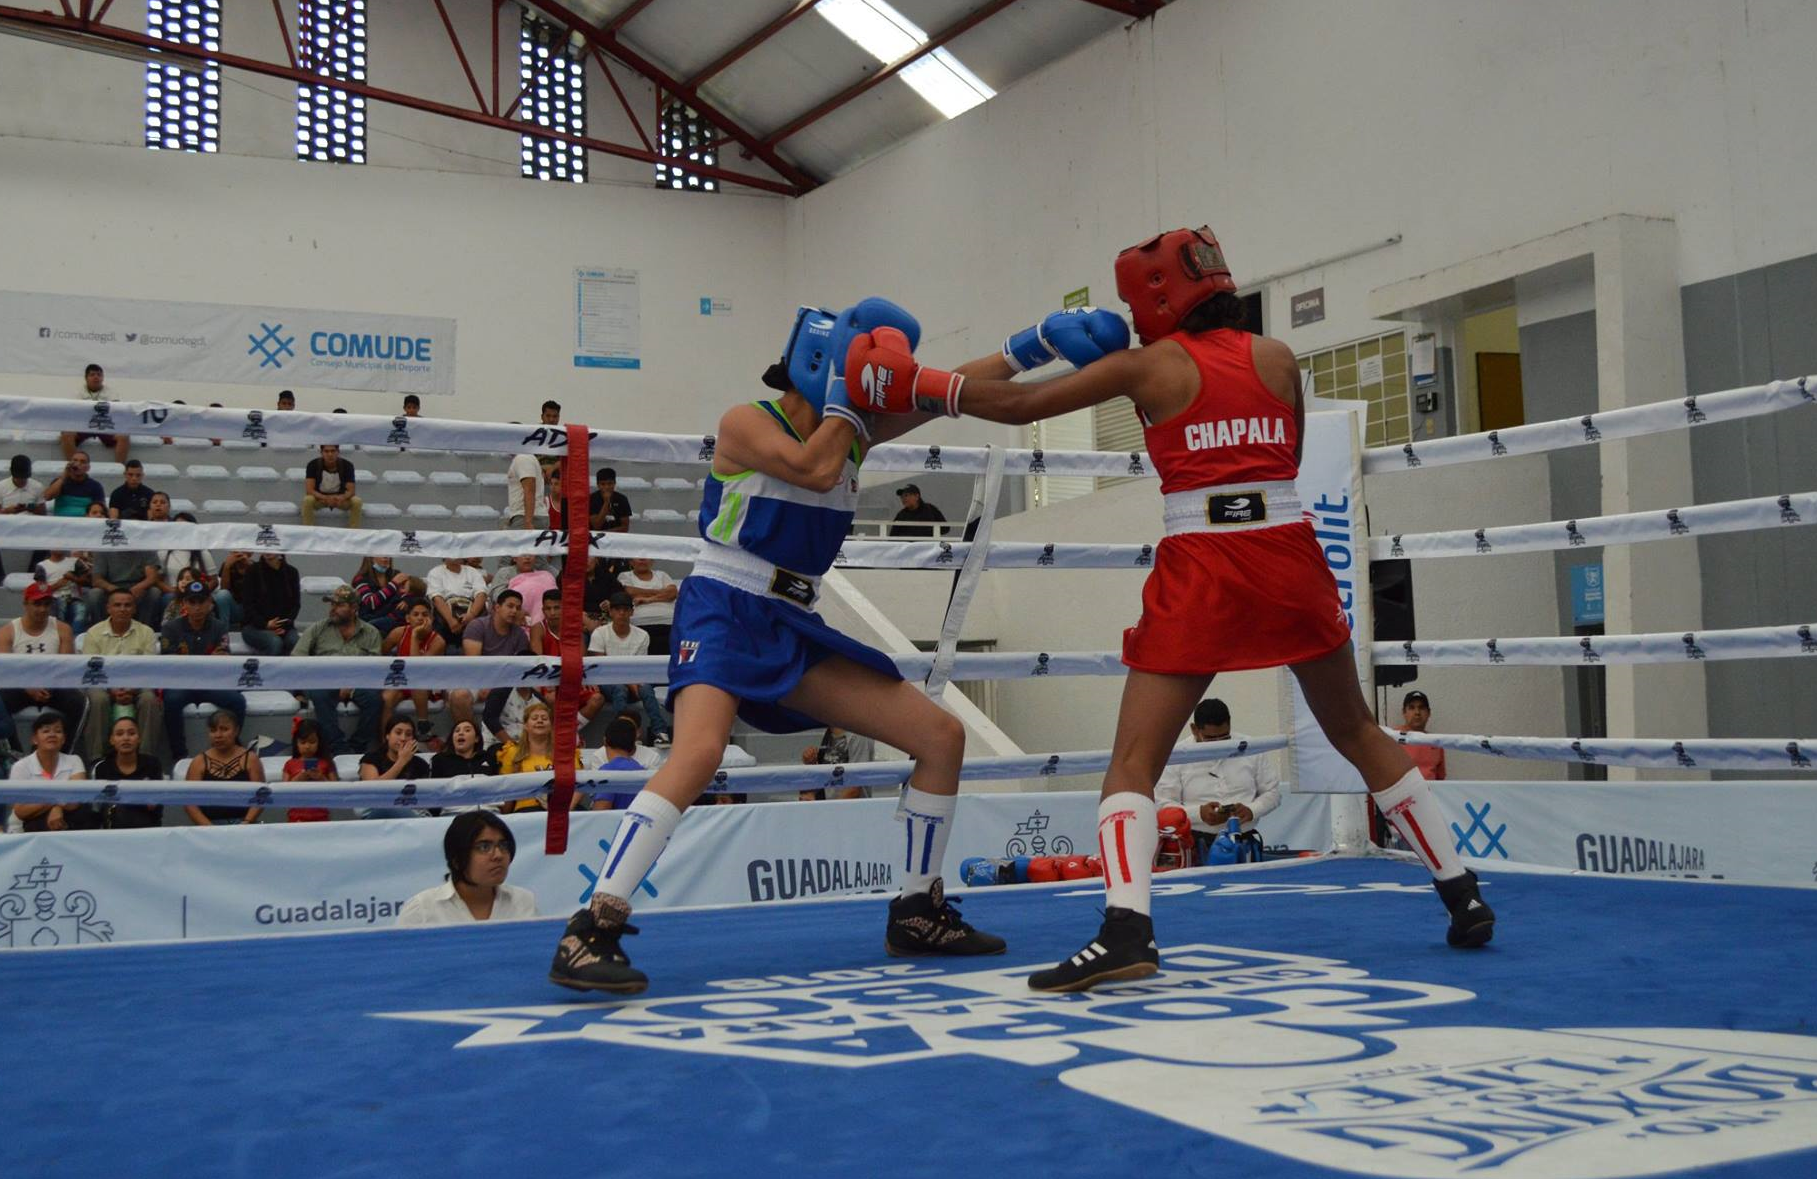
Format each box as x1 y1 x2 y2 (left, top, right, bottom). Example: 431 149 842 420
0 650 1129 690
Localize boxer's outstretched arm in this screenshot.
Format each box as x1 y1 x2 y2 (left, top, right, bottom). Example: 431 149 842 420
955 345 1198 428
714 403 856 493
865 352 1016 446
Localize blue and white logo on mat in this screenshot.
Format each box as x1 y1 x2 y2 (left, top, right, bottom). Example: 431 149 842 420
247 322 296 369
1452 801 1508 859
376 944 1817 1177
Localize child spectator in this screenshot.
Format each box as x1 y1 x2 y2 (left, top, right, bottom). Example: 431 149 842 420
380 597 446 740
282 719 338 823
617 557 677 655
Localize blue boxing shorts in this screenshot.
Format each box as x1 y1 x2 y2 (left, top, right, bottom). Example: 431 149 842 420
666 575 903 733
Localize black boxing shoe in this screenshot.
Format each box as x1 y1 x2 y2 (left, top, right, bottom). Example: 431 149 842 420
1027 907 1160 993
886 878 1007 957
1435 869 1495 948
549 892 649 993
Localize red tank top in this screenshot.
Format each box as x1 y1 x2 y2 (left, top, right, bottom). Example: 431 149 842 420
1139 329 1298 494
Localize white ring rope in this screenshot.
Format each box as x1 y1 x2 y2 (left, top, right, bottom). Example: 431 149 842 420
1395 732 1816 774
1374 624 1817 667
0 650 1130 690
0 734 1286 808
1362 375 1813 474
1372 490 1815 560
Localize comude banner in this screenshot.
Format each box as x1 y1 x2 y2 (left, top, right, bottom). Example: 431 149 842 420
0 791 1336 947
1430 780 1817 885
0 289 457 396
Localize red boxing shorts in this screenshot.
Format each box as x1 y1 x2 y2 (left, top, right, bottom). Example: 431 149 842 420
1122 521 1351 675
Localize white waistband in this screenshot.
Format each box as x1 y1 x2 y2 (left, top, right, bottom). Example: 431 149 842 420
1161 480 1303 536
689 545 820 609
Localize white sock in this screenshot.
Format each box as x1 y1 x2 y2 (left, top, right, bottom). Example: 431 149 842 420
593 791 682 904
1098 792 1157 915
897 787 957 896
1374 768 1465 880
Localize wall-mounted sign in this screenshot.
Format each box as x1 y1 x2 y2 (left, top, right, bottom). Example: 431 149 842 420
1062 286 1090 310
1291 287 1325 328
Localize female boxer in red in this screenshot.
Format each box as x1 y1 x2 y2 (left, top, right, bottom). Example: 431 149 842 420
845 227 1495 991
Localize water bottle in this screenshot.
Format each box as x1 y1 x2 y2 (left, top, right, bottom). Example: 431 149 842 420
1206 817 1242 866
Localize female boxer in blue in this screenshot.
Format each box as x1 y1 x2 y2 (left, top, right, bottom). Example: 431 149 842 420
550 298 1006 993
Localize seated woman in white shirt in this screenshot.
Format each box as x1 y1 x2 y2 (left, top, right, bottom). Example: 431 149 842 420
397 811 537 926
8 710 91 832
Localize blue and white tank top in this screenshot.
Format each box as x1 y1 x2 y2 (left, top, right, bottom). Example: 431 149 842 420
696 400 861 577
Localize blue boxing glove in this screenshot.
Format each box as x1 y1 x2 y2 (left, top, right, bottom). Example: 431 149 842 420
1002 307 1131 373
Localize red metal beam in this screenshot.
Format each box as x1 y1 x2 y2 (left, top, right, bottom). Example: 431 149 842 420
603 0 659 36
268 0 297 71
0 6 801 196
1077 0 1163 17
92 0 116 23
430 0 489 114
528 0 817 191
490 0 501 115
760 0 1016 148
683 0 822 89
592 45 653 154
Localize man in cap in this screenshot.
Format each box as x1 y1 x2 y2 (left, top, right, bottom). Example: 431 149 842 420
889 484 947 538
294 585 385 755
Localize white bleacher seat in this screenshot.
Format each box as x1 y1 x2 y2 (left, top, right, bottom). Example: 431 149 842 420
363 502 401 519
408 504 452 520
140 462 180 479
18 430 59 444
454 504 500 520
300 576 347 595
90 461 124 479
615 476 651 491
638 508 690 523
475 472 507 487
381 470 425 485
654 477 694 491
255 500 301 518
428 470 472 487
220 440 260 451
236 465 281 481
226 633 251 656
285 467 308 481
170 497 197 514
202 498 248 515
187 464 231 481
3 572 30 592
245 690 304 717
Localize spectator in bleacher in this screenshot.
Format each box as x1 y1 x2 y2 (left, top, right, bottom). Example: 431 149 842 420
540 400 561 425
43 449 107 518
800 725 874 801
450 587 530 742
618 557 677 656
159 579 245 762
60 364 130 463
218 548 252 626
32 548 91 630
79 587 164 763
402 394 421 417
588 467 633 534
426 554 489 644
302 443 362 528
277 390 296 411
380 597 445 740
107 459 156 521
91 716 165 829
2 583 87 749
239 551 301 657
8 712 91 832
1397 690 1447 780
155 512 234 627
396 812 536 926
890 484 947 538
207 402 226 447
500 553 557 628
430 718 498 780
505 449 544 530
496 698 582 812
281 718 336 823
587 592 669 742
352 555 408 632
182 709 264 827
589 716 644 811
526 592 605 730
355 716 433 819
81 532 161 628
2 455 45 518
295 586 383 756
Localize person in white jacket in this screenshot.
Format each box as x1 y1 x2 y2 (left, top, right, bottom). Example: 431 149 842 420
1154 698 1280 859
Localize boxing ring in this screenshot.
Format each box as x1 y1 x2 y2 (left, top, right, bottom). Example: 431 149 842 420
1 381 1814 1178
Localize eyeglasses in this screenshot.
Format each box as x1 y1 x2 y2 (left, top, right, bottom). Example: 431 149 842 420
473 839 512 856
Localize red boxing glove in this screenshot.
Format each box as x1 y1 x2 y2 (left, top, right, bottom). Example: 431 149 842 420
844 327 964 418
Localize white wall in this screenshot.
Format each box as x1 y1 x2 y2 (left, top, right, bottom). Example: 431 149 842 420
0 135 785 428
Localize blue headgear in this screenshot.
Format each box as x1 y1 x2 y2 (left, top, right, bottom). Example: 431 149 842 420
765 298 922 414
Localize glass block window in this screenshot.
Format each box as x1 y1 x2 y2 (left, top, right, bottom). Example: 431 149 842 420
144 0 221 153
655 100 716 192
295 0 368 163
1300 330 1411 448
519 15 586 183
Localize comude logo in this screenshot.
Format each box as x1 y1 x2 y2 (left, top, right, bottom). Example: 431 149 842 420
1488 430 1507 456
255 524 282 548
934 542 955 565
375 944 1817 1178
1037 754 1061 777
393 782 418 808
1036 544 1056 566
386 416 412 446
383 659 410 688
1127 453 1145 475
1801 625 1817 654
1485 638 1505 663
1581 414 1602 441
1134 544 1153 567
1027 449 1046 474
924 445 942 471
1452 801 1507 859
1672 741 1697 767
1684 396 1707 424
1666 509 1690 536
247 324 295 370
1779 495 1801 525
1473 529 1492 554
1785 742 1811 768
242 410 268 441
81 657 108 686
697 435 716 462
1682 633 1706 660
100 519 127 547
1402 444 1421 468
399 530 423 554
1565 520 1587 546
1400 640 1420 664
1 857 113 946
1579 637 1601 664
1031 653 1050 676
86 402 116 432
237 658 263 687
1388 535 1405 557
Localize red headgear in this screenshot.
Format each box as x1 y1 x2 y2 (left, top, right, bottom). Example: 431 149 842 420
1114 226 1237 344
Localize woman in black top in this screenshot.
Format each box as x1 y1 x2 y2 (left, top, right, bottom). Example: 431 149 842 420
90 716 165 829
357 717 434 819
429 720 498 778
184 710 265 826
